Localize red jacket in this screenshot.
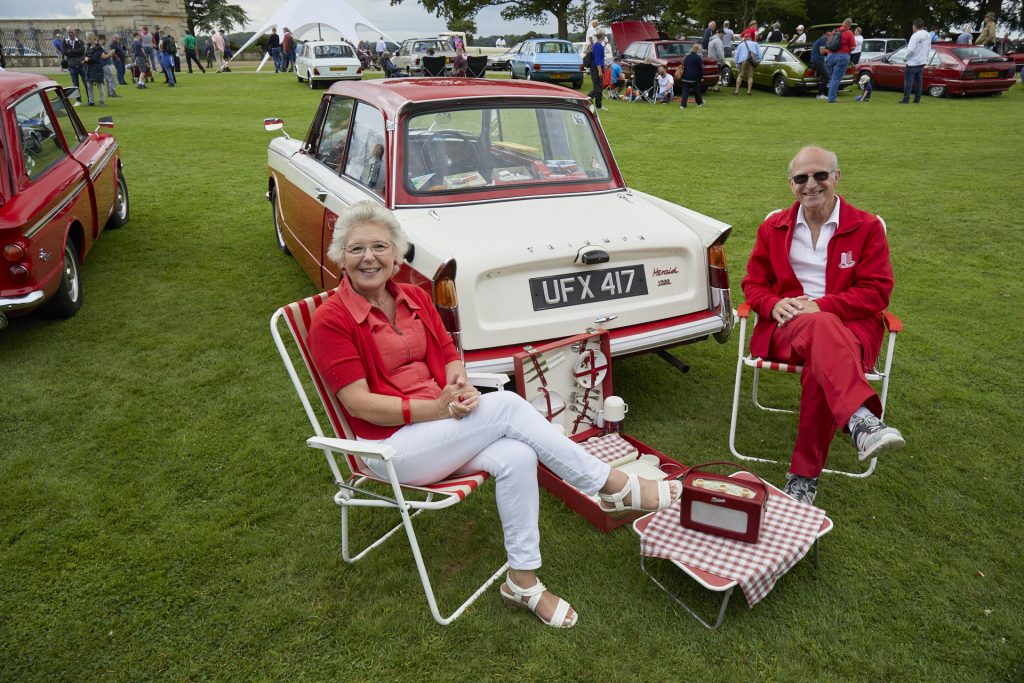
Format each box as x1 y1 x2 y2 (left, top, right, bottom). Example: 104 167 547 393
308 278 460 439
741 197 894 370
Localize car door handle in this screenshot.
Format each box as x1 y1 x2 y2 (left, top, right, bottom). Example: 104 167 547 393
86 160 95 169
314 187 327 203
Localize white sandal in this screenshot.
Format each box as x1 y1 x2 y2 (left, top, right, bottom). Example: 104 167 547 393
499 575 577 629
598 472 682 517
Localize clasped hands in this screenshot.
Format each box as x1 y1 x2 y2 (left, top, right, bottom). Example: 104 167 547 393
772 296 821 327
438 373 480 420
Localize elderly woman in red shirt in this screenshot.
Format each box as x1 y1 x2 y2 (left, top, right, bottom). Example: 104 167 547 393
308 201 680 629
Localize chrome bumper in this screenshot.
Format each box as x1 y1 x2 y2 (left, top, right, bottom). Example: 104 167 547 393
0 290 46 328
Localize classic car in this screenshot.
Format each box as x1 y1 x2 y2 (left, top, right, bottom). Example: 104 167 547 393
264 79 734 374
611 22 718 91
858 37 907 62
857 43 1017 97
487 42 521 71
0 72 127 329
295 41 363 88
508 38 585 89
720 44 856 95
393 38 456 76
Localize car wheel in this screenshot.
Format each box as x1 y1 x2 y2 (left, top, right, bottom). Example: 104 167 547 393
106 171 129 229
270 186 291 255
509 65 515 79
42 240 83 319
928 84 946 98
719 67 733 88
526 69 533 80
309 75 316 89
571 80 582 90
773 74 790 96
297 70 304 82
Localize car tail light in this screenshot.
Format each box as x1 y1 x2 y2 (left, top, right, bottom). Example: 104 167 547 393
8 264 29 283
2 243 25 262
415 57 421 65
803 69 814 77
357 66 363 74
432 259 463 355
534 63 541 72
708 241 729 290
962 70 977 79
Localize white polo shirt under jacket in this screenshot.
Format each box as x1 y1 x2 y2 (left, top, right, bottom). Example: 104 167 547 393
789 197 840 299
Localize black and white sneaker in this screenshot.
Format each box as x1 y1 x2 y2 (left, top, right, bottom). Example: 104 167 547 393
782 474 818 505
850 414 905 461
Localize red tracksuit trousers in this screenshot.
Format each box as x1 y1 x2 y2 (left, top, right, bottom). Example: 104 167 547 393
768 312 882 478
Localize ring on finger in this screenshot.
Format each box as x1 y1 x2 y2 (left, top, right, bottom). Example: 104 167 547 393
447 401 457 418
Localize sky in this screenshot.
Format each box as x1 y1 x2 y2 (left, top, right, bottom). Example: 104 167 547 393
0 0 558 40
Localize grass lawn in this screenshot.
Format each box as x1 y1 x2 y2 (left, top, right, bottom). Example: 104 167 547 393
2 66 1022 681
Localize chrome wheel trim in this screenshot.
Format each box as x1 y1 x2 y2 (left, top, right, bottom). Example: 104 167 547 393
62 243 80 303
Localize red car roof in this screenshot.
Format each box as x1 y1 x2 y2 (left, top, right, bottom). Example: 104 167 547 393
0 71 56 108
324 78 590 114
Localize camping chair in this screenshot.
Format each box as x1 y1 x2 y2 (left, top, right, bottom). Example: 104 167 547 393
466 55 488 78
271 290 510 625
727 302 903 478
601 66 616 100
630 63 658 103
421 55 447 77
381 57 402 79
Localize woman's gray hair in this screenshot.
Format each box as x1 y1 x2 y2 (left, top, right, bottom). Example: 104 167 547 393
326 200 409 267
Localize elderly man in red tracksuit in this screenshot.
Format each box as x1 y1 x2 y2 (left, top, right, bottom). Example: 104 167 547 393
742 145 905 504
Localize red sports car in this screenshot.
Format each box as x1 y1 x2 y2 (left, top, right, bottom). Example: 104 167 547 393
0 72 128 329
858 43 1016 97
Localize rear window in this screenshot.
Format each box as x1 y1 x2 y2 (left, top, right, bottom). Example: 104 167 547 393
952 46 1002 61
656 43 689 58
535 41 576 54
404 105 611 195
315 44 354 59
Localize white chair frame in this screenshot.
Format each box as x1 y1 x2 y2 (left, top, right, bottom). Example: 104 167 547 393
271 292 510 625
727 303 902 478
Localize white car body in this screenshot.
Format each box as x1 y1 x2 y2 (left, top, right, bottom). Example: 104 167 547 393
295 41 362 87
265 79 734 374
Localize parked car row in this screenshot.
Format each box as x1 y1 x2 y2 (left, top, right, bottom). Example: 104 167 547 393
0 72 128 329
295 41 363 89
858 43 1017 97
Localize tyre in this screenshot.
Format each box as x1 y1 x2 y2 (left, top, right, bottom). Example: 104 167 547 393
42 240 83 319
106 171 129 229
571 80 582 90
927 84 946 97
297 70 304 82
720 67 733 88
526 69 534 81
270 186 291 255
309 75 316 89
773 74 790 96
509 65 516 79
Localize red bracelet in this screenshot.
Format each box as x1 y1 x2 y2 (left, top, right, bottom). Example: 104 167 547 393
401 397 412 425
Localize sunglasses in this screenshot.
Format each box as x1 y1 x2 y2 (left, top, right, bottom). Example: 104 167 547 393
791 170 833 185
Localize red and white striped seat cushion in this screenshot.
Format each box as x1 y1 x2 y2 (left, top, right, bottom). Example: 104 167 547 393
743 356 882 381
282 291 489 501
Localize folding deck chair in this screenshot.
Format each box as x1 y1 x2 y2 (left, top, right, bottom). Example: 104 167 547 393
727 302 903 478
466 55 488 78
421 55 447 77
630 63 658 103
271 290 510 625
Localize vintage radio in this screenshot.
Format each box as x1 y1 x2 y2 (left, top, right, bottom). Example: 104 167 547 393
680 461 768 544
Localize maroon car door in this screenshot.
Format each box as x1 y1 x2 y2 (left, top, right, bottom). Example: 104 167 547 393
875 47 907 88
8 90 93 300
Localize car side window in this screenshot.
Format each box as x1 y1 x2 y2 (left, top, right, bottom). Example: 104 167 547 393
47 89 85 150
14 93 67 181
313 96 354 170
762 46 780 61
888 48 908 65
342 103 387 197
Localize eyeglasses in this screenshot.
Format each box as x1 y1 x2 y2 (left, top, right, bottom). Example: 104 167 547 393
790 170 833 185
345 241 393 256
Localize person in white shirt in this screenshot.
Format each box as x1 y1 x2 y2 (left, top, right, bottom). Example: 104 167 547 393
586 19 600 45
495 36 506 48
792 25 807 44
655 65 673 102
851 26 864 64
900 19 930 104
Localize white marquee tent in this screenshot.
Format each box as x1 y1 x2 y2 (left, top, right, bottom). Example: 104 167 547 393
230 0 395 71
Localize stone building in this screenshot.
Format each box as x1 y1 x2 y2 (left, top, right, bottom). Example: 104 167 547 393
1 0 188 66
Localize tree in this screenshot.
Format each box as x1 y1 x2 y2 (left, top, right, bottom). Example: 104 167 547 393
186 0 249 35
597 0 669 24
392 0 584 39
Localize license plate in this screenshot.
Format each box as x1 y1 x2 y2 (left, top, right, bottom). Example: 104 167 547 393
979 71 998 78
330 66 348 72
529 265 648 311
549 73 567 79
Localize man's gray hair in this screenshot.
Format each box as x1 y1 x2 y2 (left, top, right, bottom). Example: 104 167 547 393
326 200 409 267
788 146 839 175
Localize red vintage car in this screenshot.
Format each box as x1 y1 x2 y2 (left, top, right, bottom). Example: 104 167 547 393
612 21 720 91
0 72 128 329
857 43 1017 97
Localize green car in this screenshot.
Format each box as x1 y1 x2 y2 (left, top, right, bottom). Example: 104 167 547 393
720 44 855 96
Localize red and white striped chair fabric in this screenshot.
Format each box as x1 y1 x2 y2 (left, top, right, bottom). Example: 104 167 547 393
727 302 903 478
271 290 509 625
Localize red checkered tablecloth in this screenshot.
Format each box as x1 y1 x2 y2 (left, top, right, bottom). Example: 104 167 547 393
581 433 638 465
640 490 827 606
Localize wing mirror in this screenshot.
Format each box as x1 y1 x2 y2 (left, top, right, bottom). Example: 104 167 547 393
94 115 114 132
64 86 80 101
264 117 291 139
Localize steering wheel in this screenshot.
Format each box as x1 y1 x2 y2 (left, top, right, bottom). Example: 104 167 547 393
425 130 494 181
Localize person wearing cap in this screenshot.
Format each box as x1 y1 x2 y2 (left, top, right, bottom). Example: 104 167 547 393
976 12 997 49
792 25 807 44
741 20 758 40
